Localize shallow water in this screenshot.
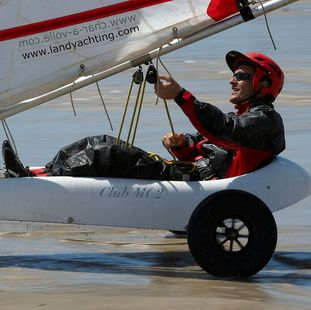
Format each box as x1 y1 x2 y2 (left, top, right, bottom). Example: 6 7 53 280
1 1 311 309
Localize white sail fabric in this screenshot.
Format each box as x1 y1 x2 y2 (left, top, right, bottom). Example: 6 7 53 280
0 0 299 118
0 0 222 113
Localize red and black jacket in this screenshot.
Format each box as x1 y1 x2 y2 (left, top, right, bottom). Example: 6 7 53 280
171 89 285 179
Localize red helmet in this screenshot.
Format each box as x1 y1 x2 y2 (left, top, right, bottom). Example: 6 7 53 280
226 50 284 101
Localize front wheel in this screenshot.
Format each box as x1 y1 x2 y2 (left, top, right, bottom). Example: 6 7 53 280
187 190 277 278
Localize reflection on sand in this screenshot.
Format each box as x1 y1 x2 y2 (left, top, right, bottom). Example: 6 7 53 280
0 221 310 309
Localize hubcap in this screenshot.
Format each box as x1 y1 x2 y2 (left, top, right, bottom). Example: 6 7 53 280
215 218 249 252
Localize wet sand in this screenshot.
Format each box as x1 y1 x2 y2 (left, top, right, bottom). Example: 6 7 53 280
0 211 310 310
1 1 311 309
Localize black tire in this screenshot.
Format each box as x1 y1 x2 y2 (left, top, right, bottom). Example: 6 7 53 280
187 190 277 278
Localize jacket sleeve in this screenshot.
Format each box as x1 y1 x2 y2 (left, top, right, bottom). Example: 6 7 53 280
174 89 285 153
170 133 204 161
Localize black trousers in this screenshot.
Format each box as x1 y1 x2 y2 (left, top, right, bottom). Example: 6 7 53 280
45 135 216 180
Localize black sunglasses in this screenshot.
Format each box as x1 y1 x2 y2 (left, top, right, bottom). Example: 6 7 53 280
233 72 252 81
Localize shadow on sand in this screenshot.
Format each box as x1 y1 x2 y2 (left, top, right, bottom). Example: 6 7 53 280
0 250 310 283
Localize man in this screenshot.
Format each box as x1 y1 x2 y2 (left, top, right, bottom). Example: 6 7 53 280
3 50 285 180
156 50 285 178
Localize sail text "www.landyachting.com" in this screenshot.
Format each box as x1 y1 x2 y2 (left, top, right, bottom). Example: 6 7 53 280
19 25 140 61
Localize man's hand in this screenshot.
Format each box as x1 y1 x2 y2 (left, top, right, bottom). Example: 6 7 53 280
162 132 185 149
155 75 182 100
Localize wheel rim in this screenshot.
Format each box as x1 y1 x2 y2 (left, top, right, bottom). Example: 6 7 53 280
215 218 250 252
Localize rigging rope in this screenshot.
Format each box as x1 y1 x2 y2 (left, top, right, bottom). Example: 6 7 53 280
1 119 18 156
116 75 135 144
148 152 196 172
116 49 178 160
155 47 177 159
69 78 113 130
131 72 148 146
96 81 114 131
248 0 277 50
116 66 144 146
258 0 277 50
125 70 144 146
69 92 77 117
155 49 175 135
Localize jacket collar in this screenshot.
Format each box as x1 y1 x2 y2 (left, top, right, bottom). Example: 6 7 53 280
235 96 274 115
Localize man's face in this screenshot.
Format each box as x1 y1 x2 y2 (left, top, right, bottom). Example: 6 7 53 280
229 64 255 105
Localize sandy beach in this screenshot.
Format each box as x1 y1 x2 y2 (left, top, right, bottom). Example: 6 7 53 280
0 210 310 310
1 1 311 309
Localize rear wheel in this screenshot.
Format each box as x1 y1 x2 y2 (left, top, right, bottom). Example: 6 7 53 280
187 190 277 278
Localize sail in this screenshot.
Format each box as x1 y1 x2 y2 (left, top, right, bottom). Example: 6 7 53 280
0 0 298 119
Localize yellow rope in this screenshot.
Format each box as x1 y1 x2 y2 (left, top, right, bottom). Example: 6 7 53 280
163 98 175 135
162 99 177 160
148 152 196 173
154 50 177 160
131 75 148 146
116 78 134 144
126 78 143 146
118 63 178 165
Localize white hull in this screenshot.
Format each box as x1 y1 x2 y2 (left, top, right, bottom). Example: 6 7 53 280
1 156 310 230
